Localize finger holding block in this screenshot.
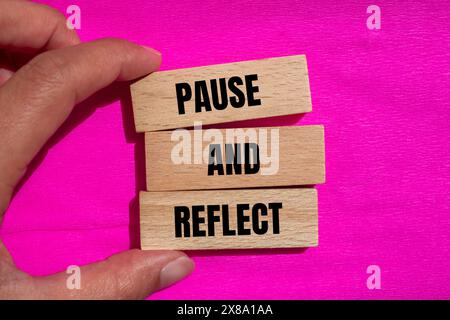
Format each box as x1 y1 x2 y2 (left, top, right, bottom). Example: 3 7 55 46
131 55 312 131
146 125 325 191
140 188 318 250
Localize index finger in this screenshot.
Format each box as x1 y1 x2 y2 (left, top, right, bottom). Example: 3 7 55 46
0 0 79 51
0 38 161 213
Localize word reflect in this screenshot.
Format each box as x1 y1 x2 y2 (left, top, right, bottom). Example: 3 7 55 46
174 202 282 238
140 189 318 250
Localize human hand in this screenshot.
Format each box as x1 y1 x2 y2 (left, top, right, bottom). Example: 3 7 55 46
0 0 194 299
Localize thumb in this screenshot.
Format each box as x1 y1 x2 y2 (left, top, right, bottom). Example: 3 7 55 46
1 246 194 299
35 250 195 299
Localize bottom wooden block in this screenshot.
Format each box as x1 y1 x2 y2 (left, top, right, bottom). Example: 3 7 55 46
140 188 318 250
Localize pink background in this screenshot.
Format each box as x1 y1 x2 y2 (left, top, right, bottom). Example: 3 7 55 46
1 0 449 299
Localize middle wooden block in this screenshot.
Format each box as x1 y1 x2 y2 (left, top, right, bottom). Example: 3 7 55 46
145 125 325 191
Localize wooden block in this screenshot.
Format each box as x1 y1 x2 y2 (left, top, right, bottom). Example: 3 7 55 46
131 55 312 131
140 188 318 250
145 125 325 191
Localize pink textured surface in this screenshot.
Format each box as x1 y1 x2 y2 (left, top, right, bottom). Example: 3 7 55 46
1 0 449 299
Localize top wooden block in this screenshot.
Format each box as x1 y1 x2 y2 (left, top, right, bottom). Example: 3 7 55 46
131 55 312 132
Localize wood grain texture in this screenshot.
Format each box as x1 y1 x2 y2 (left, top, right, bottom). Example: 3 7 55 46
131 55 311 131
145 125 325 191
140 188 318 250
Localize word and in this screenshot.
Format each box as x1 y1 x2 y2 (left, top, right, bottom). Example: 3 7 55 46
208 143 260 176
171 122 280 175
174 202 282 238
175 74 261 115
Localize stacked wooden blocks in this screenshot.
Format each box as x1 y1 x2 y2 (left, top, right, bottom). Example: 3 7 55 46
131 55 325 250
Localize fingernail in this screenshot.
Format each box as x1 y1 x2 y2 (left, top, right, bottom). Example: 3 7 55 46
0 68 13 83
142 45 161 56
159 256 194 289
